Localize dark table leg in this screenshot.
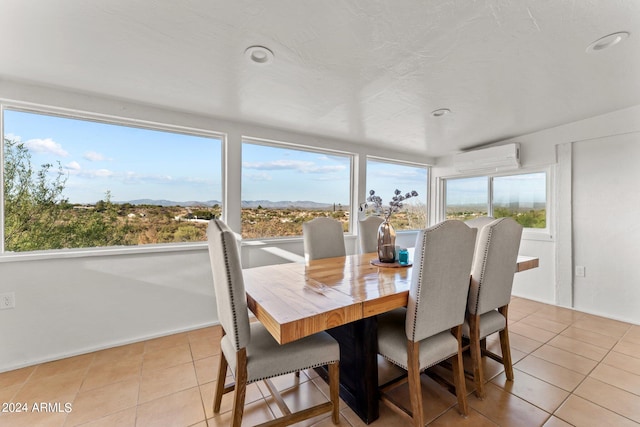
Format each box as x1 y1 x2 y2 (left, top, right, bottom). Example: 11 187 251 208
315 317 379 424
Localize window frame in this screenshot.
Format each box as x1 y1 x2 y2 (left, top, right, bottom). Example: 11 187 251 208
440 167 553 241
241 136 356 240
1 102 226 259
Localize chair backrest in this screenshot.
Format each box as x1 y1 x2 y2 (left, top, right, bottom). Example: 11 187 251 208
207 219 251 351
465 216 495 230
406 220 477 342
467 217 523 316
302 217 346 261
358 216 384 254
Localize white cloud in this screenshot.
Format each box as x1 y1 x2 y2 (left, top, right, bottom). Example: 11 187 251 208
243 160 345 174
65 161 81 171
24 138 68 157
83 151 108 161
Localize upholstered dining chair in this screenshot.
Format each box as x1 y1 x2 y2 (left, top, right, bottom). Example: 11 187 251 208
207 219 341 426
376 220 477 426
358 216 384 254
463 217 523 399
302 217 346 261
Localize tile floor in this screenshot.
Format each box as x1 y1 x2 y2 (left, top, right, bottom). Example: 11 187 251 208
1 296 639 426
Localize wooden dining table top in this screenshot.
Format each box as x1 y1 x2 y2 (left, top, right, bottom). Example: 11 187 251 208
243 252 539 345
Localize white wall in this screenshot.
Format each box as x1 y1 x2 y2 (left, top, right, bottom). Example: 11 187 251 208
0 79 430 372
432 104 640 325
1 78 639 373
572 132 640 321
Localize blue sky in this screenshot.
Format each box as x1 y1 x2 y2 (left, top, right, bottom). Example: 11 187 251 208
4 109 543 208
4 109 222 204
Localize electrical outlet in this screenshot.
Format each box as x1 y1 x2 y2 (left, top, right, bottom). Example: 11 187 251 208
575 266 586 277
0 292 15 309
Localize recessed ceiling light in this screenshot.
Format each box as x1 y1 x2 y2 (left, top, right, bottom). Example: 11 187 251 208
245 45 274 64
586 31 630 53
431 108 451 117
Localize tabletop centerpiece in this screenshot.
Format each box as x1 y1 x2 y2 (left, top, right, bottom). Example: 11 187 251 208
367 189 418 263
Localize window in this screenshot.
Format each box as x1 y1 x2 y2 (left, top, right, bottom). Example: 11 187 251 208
444 176 488 221
365 158 428 230
2 108 222 253
493 172 546 228
444 172 547 229
241 140 352 239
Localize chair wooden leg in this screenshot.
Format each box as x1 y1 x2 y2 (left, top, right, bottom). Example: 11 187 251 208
329 362 340 424
451 326 468 416
213 352 228 413
407 341 425 427
498 305 514 380
231 348 248 427
468 314 485 399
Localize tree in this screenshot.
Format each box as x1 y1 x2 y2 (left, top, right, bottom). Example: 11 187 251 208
3 138 128 251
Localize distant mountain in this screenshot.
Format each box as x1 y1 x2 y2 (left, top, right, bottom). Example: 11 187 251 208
124 199 221 207
241 200 340 209
121 199 346 209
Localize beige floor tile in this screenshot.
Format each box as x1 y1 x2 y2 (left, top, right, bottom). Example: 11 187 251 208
509 298 547 314
30 354 94 382
554 395 639 427
64 379 139 427
69 407 136 427
80 357 142 392
90 342 144 367
193 355 220 385
574 377 640 423
3 298 639 427
536 306 585 325
142 343 192 373
139 361 198 403
560 326 618 350
547 334 609 361
207 398 275 426
572 316 631 339
510 323 557 343
542 415 574 426
612 339 640 359
136 387 205 427
200 380 264 419
514 355 585 392
381 373 458 425
14 369 85 404
0 384 21 404
602 351 640 376
506 308 530 323
187 325 222 343
519 315 570 334
189 335 221 361
492 369 570 413
589 363 640 395
144 332 190 353
532 344 598 375
506 332 544 353
268 380 333 418
0 365 36 388
468 382 550 426
0 409 68 427
429 407 500 427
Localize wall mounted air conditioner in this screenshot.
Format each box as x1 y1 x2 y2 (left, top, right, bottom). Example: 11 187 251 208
453 143 520 173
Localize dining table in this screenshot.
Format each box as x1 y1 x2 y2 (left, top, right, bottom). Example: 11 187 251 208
243 251 539 424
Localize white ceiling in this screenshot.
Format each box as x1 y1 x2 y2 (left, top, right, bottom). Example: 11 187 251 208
1 0 639 157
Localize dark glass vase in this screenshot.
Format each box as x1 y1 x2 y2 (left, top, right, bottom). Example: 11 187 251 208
377 220 396 263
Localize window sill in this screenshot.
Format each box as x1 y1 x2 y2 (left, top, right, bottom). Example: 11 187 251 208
0 242 208 263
